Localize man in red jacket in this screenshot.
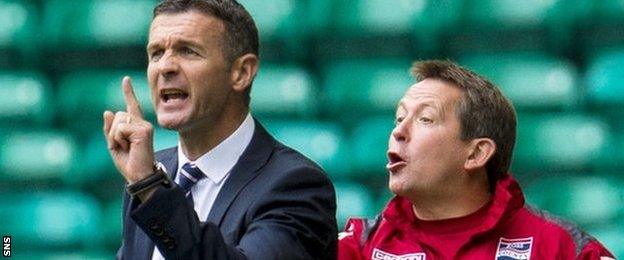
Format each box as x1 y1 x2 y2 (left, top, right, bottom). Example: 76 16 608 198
338 60 614 260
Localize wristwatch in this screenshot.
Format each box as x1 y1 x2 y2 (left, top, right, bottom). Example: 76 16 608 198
126 162 171 197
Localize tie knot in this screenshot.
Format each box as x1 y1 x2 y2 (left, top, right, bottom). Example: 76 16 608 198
178 162 206 194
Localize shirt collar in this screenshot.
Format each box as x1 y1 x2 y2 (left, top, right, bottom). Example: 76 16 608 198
177 113 255 184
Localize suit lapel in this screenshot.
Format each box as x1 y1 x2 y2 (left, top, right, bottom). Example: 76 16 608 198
157 147 179 180
134 147 178 260
207 119 275 225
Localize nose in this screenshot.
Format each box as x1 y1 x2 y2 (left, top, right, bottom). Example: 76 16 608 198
391 120 408 143
158 52 180 81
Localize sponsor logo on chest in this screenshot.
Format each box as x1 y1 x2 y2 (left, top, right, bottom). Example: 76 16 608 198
495 237 533 260
372 248 426 260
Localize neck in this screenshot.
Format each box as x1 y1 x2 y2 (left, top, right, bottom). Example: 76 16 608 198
178 107 248 161
409 171 491 221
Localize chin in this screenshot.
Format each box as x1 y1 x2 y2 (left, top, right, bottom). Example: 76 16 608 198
157 115 187 130
388 179 406 197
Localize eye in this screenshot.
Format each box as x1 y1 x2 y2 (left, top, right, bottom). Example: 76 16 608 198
395 116 404 125
150 50 164 61
181 47 197 56
418 117 433 123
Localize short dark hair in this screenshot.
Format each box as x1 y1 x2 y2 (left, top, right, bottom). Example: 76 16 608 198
153 0 259 105
411 60 517 191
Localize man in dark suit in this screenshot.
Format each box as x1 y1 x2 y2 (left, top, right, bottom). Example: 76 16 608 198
102 0 337 259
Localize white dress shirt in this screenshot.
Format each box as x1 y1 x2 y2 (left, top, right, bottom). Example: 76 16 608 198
152 113 255 260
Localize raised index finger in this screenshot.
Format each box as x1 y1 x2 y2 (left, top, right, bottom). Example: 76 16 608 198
122 76 144 117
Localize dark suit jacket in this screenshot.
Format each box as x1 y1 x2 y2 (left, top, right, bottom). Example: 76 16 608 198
117 121 337 259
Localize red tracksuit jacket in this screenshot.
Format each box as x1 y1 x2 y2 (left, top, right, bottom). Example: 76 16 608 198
338 174 614 260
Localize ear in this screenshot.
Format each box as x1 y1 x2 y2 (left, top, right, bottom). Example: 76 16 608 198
230 53 259 93
464 138 496 171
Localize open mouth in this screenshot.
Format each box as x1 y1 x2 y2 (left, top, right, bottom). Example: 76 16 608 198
386 151 406 172
160 88 189 103
388 151 404 164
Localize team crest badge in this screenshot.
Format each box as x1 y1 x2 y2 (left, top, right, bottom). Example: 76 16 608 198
372 248 426 260
495 237 533 260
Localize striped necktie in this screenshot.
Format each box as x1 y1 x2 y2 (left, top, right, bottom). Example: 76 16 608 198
178 162 206 206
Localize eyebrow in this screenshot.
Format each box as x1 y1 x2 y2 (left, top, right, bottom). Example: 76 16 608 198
396 100 446 119
147 38 203 52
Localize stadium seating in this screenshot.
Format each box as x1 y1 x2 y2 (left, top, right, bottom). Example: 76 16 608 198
524 174 624 225
578 0 624 53
318 0 461 58
586 49 624 105
4 1 624 257
265 121 351 179
0 0 39 67
57 70 153 139
0 71 52 127
0 131 77 182
334 181 376 228
459 52 579 111
588 223 624 258
18 251 111 260
238 0 310 61
251 64 318 119
102 199 123 248
349 116 394 178
513 113 613 173
41 0 156 70
585 49 624 125
153 127 179 151
0 191 102 249
448 0 585 55
322 58 412 126
42 0 155 48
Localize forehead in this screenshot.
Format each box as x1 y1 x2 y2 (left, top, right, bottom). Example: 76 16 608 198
399 78 464 110
149 11 225 43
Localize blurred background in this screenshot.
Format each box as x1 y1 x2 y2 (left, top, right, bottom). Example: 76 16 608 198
0 0 623 258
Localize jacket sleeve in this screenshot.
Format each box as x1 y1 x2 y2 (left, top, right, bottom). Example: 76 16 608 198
576 239 615 260
129 165 337 260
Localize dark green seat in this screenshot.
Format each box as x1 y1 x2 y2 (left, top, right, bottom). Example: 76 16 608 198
322 58 412 126
0 0 39 66
57 70 153 139
350 116 395 178
154 127 179 151
0 131 78 182
42 0 156 48
0 71 52 128
585 49 624 132
334 181 376 228
449 0 584 55
0 191 102 249
18 251 113 260
513 113 613 173
524 175 624 225
459 52 579 111
251 64 318 119
102 199 123 248
586 49 624 107
239 0 309 60
321 0 461 58
587 223 624 259
578 0 624 52
41 0 156 70
265 121 351 179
